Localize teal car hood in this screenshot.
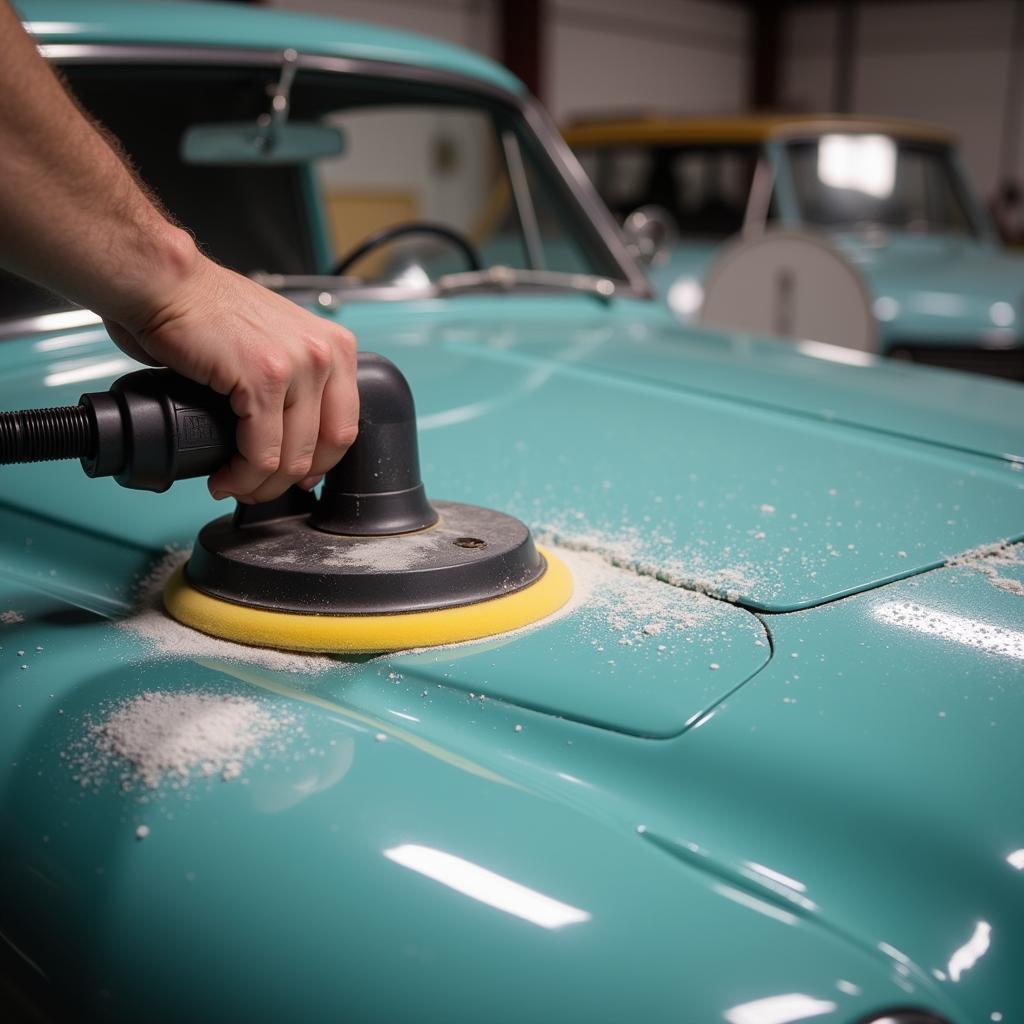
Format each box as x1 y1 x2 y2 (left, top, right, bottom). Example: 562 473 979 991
834 232 1024 345
2 300 1023 1022
2 300 1022 619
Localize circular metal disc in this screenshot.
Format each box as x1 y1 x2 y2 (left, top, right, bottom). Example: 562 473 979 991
699 229 877 352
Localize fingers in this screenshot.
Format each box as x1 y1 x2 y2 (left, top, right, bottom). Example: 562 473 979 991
244 378 326 504
208 354 290 500
304 352 360 479
126 258 359 504
208 326 358 504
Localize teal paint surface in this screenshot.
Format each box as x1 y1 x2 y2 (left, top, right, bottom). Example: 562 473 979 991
832 231 1024 351
1 298 1023 1022
1 302 1022 619
1 6 1023 1020
16 0 523 94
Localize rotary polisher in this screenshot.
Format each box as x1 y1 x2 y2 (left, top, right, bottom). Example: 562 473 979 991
0 352 571 652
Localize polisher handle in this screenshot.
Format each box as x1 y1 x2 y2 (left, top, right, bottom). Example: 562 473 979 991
1 353 437 532
0 367 234 491
82 369 236 491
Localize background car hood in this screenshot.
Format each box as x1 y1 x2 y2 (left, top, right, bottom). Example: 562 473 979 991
834 232 1024 346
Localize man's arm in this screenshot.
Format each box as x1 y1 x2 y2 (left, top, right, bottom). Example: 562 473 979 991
0 1 357 502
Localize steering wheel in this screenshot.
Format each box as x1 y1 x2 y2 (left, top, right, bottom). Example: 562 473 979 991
331 221 484 277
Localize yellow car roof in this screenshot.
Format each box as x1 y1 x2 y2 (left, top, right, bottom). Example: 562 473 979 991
563 114 953 147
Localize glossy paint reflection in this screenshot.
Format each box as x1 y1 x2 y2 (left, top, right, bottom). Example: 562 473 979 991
724 992 837 1024
872 601 1024 661
383 844 590 929
947 921 991 983
43 356 134 387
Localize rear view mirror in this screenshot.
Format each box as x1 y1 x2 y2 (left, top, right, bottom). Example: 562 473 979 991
181 121 345 165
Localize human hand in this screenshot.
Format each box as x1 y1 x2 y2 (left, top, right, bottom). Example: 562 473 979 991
102 243 358 504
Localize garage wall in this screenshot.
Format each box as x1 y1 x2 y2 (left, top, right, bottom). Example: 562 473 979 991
272 0 748 126
781 1 1022 199
545 0 747 123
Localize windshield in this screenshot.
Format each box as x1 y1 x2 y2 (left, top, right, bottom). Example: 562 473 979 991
786 135 977 235
575 144 762 239
0 60 627 321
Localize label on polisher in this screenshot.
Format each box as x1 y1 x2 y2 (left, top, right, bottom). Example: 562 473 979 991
176 408 230 450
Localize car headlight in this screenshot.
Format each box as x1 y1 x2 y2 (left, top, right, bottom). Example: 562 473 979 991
989 300 1015 327
666 277 703 319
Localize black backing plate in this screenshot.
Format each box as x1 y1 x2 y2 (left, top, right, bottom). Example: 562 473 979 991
185 500 546 615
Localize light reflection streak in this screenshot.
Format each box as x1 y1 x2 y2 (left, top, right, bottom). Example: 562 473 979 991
795 339 875 367
44 357 135 388
873 601 1024 661
712 883 797 926
387 711 420 723
383 844 590 929
725 993 837 1024
948 920 991 982
34 329 107 352
1007 849 1024 870
555 771 590 788
746 862 807 893
27 21 86 33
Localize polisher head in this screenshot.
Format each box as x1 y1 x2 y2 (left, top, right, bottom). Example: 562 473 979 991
164 498 571 653
162 353 572 653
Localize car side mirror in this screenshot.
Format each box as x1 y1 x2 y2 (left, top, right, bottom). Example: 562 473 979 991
622 205 678 267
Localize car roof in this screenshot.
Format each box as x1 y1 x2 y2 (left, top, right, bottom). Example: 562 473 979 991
17 0 523 95
563 113 953 147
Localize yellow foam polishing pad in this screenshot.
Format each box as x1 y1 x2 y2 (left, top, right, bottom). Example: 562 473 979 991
163 545 573 654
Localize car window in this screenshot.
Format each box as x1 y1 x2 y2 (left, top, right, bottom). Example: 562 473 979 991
0 61 626 323
585 147 653 218
576 143 759 239
670 146 758 237
786 136 977 235
314 105 528 279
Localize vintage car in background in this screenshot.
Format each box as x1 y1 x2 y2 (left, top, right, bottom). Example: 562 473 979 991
567 115 1024 379
2 3 1023 1023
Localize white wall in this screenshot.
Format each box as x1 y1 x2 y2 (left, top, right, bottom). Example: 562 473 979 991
545 0 748 123
273 0 748 126
781 1 1022 199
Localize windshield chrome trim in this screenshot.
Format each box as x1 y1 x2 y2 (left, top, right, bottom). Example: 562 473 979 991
520 99 652 297
0 309 103 340
36 43 651 299
501 130 545 270
250 267 620 304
